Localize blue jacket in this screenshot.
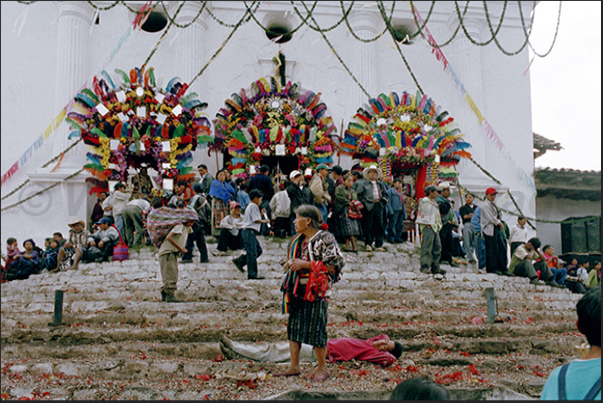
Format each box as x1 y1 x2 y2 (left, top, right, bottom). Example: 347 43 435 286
386 187 406 219
471 206 482 232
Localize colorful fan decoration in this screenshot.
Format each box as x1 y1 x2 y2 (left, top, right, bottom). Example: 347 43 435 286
340 90 472 168
67 66 212 195
213 76 338 177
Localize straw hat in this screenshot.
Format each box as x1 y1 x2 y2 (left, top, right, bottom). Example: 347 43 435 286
362 165 383 180
68 219 86 228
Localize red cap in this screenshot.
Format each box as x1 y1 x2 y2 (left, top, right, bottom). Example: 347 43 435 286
485 187 498 195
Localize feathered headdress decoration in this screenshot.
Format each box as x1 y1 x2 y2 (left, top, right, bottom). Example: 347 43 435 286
67 66 212 195
341 90 471 165
213 70 338 177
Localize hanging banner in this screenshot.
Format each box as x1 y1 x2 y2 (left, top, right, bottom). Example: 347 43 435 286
1 12 137 188
413 6 536 192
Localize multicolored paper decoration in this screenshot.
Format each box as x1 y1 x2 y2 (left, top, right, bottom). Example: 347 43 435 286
340 91 472 167
68 66 211 195
213 76 338 177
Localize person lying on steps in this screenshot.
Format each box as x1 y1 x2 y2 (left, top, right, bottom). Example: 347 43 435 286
219 333 405 368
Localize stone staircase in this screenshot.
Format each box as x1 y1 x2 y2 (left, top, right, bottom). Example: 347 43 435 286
1 237 585 400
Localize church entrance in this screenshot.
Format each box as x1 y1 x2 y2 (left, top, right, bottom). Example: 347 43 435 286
260 156 300 178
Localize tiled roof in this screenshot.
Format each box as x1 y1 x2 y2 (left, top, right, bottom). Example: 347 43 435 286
534 167 601 201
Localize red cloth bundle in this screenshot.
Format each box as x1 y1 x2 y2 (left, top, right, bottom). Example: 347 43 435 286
304 261 329 302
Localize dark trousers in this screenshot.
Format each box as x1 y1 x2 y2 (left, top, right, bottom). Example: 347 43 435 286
360 202 385 248
476 234 487 269
452 235 465 257
234 229 263 278
515 260 553 281
82 239 116 262
182 221 208 262
484 227 508 273
290 215 297 236
217 229 242 252
273 217 290 238
566 279 587 294
439 222 455 263
387 210 405 243
260 200 271 236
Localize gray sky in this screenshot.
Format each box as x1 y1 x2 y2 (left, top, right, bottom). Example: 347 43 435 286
530 1 601 171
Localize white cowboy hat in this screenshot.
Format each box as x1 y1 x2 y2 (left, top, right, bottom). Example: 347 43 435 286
362 165 383 180
437 181 452 190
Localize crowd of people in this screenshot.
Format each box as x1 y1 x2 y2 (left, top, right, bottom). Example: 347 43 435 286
0 162 600 396
2 162 600 295
416 183 601 292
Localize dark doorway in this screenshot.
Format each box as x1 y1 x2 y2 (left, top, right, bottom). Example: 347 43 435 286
259 156 300 177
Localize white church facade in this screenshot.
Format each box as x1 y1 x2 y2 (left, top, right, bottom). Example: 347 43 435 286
1 1 538 246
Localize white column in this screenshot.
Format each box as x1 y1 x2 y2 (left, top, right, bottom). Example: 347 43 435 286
448 12 488 188
346 8 381 107
53 1 94 167
173 2 213 171
174 2 208 96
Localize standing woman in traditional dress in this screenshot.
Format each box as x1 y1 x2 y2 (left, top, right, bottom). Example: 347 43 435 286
276 205 345 382
209 169 235 237
334 173 362 252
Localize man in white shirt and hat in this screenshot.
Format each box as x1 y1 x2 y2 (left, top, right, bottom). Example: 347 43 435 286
416 185 445 275
352 165 389 252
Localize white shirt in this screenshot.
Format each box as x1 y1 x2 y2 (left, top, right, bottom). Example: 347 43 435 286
241 202 262 232
126 199 151 213
371 181 380 201
112 190 131 216
102 194 114 217
220 214 245 236
509 223 529 244
577 267 589 283
269 190 291 218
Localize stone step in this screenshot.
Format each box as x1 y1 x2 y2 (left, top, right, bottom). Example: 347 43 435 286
0 297 577 331
1 314 582 348
1 344 562 400
1 328 583 360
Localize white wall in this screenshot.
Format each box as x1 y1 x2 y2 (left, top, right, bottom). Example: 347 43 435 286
1 1 537 246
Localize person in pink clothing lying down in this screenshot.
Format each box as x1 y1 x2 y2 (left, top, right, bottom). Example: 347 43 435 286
219 333 405 367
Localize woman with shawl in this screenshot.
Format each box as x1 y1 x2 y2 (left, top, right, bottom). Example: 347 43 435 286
334 173 362 252
7 239 42 281
276 205 345 382
209 169 235 236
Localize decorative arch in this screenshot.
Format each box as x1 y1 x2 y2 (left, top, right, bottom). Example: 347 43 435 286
212 76 338 178
66 66 212 195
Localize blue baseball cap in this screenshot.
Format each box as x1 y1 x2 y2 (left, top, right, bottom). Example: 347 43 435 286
97 217 112 225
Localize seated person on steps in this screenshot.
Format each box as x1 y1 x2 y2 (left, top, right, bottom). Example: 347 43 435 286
507 237 564 288
70 217 120 269
213 202 244 256
53 220 90 272
539 245 567 287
